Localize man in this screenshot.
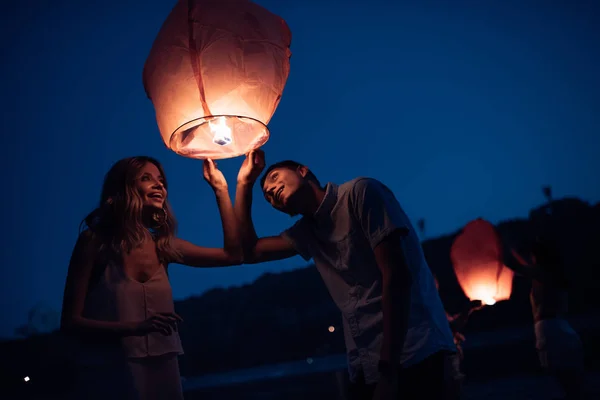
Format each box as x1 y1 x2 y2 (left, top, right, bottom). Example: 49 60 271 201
235 150 456 399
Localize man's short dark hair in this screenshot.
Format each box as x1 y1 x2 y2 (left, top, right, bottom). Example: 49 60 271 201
260 160 320 189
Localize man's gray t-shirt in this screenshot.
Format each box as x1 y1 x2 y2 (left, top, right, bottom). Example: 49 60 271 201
282 178 455 384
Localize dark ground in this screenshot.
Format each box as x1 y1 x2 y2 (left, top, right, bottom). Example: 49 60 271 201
6 314 599 399
184 370 600 400
184 313 600 400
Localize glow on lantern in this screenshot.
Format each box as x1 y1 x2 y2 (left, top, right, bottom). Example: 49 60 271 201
328 326 335 333
450 219 514 306
24 376 30 382
143 0 292 160
459 262 513 305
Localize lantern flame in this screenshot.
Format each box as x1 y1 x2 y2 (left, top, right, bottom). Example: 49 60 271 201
209 117 232 146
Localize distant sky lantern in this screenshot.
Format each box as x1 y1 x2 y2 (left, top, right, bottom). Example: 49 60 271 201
143 0 292 159
450 219 514 306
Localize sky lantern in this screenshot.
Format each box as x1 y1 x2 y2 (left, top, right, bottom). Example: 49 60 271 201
450 218 514 306
143 0 292 159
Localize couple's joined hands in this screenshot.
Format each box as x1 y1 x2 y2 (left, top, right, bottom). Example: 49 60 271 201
202 150 266 192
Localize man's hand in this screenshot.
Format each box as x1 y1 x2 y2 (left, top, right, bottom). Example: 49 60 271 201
237 149 266 185
469 299 484 313
203 158 228 193
454 333 466 360
372 374 398 400
510 247 532 266
454 331 466 344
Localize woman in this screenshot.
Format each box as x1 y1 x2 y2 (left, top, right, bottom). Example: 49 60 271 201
60 156 242 400
504 236 585 400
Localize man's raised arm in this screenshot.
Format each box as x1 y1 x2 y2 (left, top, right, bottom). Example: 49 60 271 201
235 150 297 264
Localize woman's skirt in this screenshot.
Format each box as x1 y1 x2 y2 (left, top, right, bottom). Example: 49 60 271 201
534 318 584 372
70 352 183 400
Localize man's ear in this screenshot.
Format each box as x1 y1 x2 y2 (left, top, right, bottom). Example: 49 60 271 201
297 165 309 178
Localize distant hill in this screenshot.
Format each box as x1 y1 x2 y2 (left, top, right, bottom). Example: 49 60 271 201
2 197 599 393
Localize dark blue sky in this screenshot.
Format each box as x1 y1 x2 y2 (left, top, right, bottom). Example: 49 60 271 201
2 0 599 339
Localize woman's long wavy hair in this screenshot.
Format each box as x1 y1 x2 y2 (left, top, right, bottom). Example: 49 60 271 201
81 156 180 264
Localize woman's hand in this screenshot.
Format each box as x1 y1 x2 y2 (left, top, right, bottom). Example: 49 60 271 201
203 159 228 193
132 313 183 336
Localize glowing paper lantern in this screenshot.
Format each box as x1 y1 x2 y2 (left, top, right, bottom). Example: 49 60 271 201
143 0 292 159
450 219 514 306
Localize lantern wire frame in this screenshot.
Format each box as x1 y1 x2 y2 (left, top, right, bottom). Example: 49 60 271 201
169 114 270 160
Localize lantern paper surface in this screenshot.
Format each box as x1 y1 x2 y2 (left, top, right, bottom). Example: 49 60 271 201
143 0 292 159
450 219 514 305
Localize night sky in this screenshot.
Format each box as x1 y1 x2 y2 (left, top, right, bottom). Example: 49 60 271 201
2 0 599 339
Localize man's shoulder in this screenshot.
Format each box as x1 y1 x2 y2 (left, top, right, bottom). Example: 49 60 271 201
338 177 385 195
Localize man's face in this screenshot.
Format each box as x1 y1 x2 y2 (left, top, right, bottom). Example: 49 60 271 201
262 167 307 215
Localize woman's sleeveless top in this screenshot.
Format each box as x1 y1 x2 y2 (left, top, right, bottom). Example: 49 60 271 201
78 249 183 362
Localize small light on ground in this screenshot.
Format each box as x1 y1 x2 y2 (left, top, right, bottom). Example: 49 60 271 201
328 326 335 332
24 376 30 382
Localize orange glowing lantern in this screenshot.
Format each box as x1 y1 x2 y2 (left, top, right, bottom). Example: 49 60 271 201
143 0 292 159
450 219 514 306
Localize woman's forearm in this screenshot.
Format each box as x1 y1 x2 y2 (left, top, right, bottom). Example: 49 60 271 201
62 316 136 337
214 187 242 257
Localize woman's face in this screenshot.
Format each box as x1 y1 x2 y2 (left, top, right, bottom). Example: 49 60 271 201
135 162 167 209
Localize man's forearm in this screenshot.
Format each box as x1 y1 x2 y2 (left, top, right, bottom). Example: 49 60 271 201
380 271 411 364
235 182 259 252
505 259 540 280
